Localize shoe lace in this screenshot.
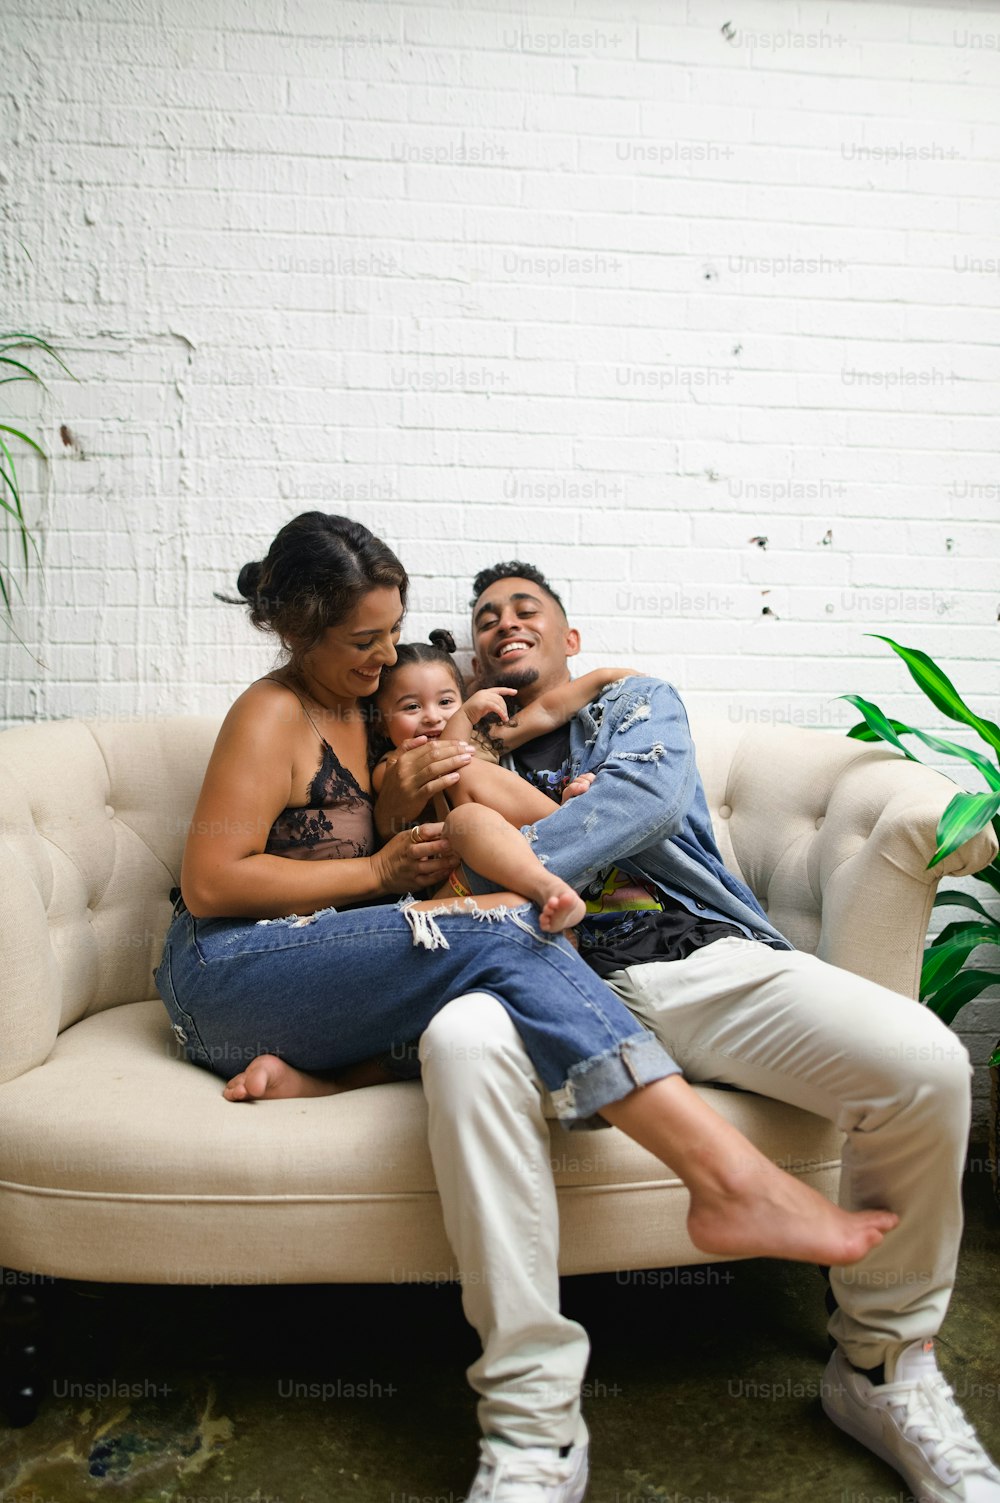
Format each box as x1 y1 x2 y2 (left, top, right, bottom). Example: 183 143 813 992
877 1369 1000 1483
467 1444 574 1500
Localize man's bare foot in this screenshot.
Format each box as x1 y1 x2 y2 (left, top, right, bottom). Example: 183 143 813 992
223 1054 341 1102
686 1153 899 1268
538 885 587 933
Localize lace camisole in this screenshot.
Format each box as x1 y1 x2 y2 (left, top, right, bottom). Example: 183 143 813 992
263 684 375 862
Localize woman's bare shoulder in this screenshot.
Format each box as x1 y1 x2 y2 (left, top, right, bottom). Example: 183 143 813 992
214 678 302 751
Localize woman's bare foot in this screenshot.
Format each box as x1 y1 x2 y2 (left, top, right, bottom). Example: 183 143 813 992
223 1055 341 1102
538 884 587 934
686 1152 898 1267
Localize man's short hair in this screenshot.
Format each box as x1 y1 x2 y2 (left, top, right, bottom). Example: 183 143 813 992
469 561 566 617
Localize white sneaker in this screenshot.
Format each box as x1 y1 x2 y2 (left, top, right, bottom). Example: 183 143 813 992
465 1436 589 1502
822 1339 1000 1502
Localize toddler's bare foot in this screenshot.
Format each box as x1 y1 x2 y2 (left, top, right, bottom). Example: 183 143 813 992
223 1054 341 1102
686 1153 898 1267
538 886 586 933
538 888 585 932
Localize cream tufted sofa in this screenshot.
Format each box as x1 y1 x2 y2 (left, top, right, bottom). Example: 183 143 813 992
0 713 995 1305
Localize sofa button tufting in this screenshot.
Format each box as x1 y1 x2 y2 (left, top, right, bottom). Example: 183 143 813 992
719 803 732 819
815 815 825 829
106 805 114 818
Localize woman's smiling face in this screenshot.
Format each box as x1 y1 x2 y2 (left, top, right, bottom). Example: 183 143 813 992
376 662 464 748
297 586 403 705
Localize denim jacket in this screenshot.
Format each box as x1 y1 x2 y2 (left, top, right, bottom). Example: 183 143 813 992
508 675 793 951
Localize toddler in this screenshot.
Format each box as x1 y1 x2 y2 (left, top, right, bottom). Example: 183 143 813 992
370 630 635 932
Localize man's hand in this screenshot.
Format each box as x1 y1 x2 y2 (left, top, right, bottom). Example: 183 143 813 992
374 736 474 837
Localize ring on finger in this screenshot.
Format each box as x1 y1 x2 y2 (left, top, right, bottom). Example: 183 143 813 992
410 824 422 844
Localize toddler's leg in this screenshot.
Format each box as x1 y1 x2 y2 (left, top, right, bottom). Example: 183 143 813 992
447 753 559 825
441 804 585 933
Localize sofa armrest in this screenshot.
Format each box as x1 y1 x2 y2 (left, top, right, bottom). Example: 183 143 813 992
704 721 998 1001
815 755 997 997
0 839 61 1085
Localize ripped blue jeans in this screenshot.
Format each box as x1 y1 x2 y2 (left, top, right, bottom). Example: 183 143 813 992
154 895 679 1127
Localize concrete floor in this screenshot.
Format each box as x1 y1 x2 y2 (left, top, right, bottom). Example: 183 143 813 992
1 1159 997 1503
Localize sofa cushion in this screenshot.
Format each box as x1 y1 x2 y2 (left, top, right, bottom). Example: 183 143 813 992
0 1000 844 1283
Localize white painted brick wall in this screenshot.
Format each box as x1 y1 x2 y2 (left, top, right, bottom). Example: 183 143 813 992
2 0 998 1125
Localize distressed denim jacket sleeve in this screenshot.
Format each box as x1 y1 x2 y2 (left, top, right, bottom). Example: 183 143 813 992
517 676 698 891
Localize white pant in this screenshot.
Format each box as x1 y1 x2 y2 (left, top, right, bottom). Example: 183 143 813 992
419 939 972 1448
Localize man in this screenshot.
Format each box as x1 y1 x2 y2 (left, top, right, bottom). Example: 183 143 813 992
410 562 999 1502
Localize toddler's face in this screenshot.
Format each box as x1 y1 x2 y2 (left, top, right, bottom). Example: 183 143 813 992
377 662 463 748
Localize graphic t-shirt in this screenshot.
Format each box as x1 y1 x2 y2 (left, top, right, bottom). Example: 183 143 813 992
511 725 745 977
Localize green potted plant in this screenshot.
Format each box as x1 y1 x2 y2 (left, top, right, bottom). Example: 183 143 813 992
843 636 1000 1208
1 331 72 630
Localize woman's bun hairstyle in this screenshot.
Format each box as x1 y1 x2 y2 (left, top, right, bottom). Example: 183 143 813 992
236 560 263 601
428 627 456 654
214 512 407 662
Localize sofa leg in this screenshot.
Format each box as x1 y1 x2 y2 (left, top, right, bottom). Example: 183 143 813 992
59 1279 123 1385
0 1270 47 1427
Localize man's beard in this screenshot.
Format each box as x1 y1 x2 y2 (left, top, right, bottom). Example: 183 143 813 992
479 662 540 694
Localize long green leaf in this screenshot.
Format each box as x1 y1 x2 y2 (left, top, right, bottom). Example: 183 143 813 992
929 790 1000 869
923 968 1000 1026
846 715 912 743
870 635 1000 757
0 329 63 628
933 889 999 922
0 436 25 511
2 492 43 567
0 453 23 499
849 716 1000 791
921 924 1000 993
0 334 75 378
0 438 31 570
929 918 1000 950
841 696 919 760
0 487 28 522
972 862 1000 897
0 424 46 459
904 726 1000 792
0 355 46 383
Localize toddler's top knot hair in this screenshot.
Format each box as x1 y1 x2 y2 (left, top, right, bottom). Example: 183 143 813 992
367 627 466 766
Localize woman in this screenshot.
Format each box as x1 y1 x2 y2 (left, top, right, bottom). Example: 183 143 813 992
155 511 896 1270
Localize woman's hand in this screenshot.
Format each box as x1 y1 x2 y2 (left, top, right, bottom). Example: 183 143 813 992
374 736 475 837
370 823 459 894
